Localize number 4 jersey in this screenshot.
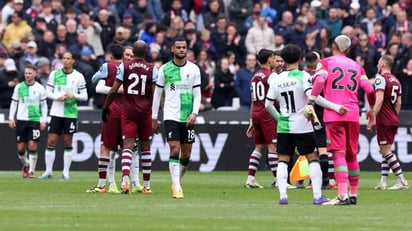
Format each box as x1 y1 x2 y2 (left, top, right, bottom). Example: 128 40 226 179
266 69 313 134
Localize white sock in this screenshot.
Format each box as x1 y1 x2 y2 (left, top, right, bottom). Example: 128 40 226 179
17 152 28 166
247 175 255 183
169 158 181 190
179 163 188 182
131 152 140 187
45 148 55 174
277 162 288 199
28 152 38 173
309 160 322 199
107 150 117 185
63 148 73 177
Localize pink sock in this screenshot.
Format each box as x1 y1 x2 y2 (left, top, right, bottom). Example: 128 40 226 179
333 151 348 196
346 154 360 196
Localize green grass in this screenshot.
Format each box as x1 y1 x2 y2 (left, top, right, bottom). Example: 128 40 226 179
0 171 410 231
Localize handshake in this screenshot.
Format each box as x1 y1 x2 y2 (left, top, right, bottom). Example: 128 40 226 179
304 99 347 130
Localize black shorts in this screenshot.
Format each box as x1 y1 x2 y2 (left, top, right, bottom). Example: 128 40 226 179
15 120 41 142
277 132 317 156
313 106 326 147
48 116 77 135
164 120 195 143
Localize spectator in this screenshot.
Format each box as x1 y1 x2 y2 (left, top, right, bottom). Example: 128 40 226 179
140 22 157 47
314 27 333 53
228 0 253 36
243 2 262 32
260 0 277 27
121 11 139 43
211 56 235 108
18 41 40 71
7 0 31 25
50 0 65 25
97 9 116 53
55 24 70 48
161 0 189 27
351 32 380 79
32 17 47 42
203 0 224 31
147 0 163 23
399 58 412 109
51 43 66 70
72 0 93 15
77 13 104 63
274 34 285 51
325 6 342 38
276 0 301 24
37 30 55 60
65 18 78 47
2 0 15 27
234 53 257 111
0 58 19 108
340 2 363 28
3 11 32 51
38 1 58 32
197 49 215 102
245 16 275 55
273 10 294 39
225 22 245 66
284 19 306 51
360 7 377 36
199 29 216 62
368 21 387 55
388 10 412 39
316 0 330 20
107 26 132 49
25 0 43 24
35 56 51 88
210 15 227 61
304 8 327 35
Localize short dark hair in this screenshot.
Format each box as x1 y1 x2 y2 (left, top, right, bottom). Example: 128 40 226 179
257 49 273 64
281 44 302 64
305 51 320 65
25 64 37 71
172 36 186 46
109 44 124 59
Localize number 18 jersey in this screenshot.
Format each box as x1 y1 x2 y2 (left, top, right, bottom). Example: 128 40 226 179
266 69 313 134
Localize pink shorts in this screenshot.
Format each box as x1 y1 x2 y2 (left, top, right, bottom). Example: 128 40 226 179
121 115 152 141
101 116 122 149
325 121 359 155
376 125 397 145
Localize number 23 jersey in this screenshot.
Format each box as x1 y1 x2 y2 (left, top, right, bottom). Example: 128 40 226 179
266 69 313 134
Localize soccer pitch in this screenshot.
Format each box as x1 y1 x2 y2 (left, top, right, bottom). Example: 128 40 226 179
0 171 410 231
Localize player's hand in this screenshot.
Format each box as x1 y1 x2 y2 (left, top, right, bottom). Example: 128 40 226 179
57 95 66 101
8 119 15 129
152 119 160 134
65 92 75 99
246 123 254 138
186 113 197 127
102 108 110 122
366 110 375 132
40 122 47 131
304 104 315 120
338 106 347 115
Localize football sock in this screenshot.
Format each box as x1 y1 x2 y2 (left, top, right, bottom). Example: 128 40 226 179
63 147 73 177
333 151 348 197
247 151 261 179
277 161 288 199
268 152 278 178
169 157 181 190
141 151 152 189
179 158 189 182
45 147 55 174
347 154 360 196
17 151 28 166
319 154 329 185
131 151 140 187
328 153 335 182
121 149 133 179
107 150 117 185
98 156 109 188
309 160 322 199
384 152 403 177
380 157 389 182
28 151 37 173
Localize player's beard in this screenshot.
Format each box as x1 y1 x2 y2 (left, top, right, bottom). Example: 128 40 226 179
174 53 186 60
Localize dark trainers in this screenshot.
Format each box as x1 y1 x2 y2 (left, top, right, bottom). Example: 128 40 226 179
313 196 330 205
349 196 357 205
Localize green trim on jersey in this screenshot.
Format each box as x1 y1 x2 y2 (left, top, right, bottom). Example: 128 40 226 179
289 69 304 83
54 69 78 118
18 83 41 122
277 116 290 133
180 93 193 121
164 61 181 82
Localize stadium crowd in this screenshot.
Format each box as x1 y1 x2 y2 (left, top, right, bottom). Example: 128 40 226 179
1 0 412 111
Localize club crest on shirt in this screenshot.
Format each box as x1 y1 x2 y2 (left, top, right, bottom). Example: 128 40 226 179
375 78 381 85
116 66 120 75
